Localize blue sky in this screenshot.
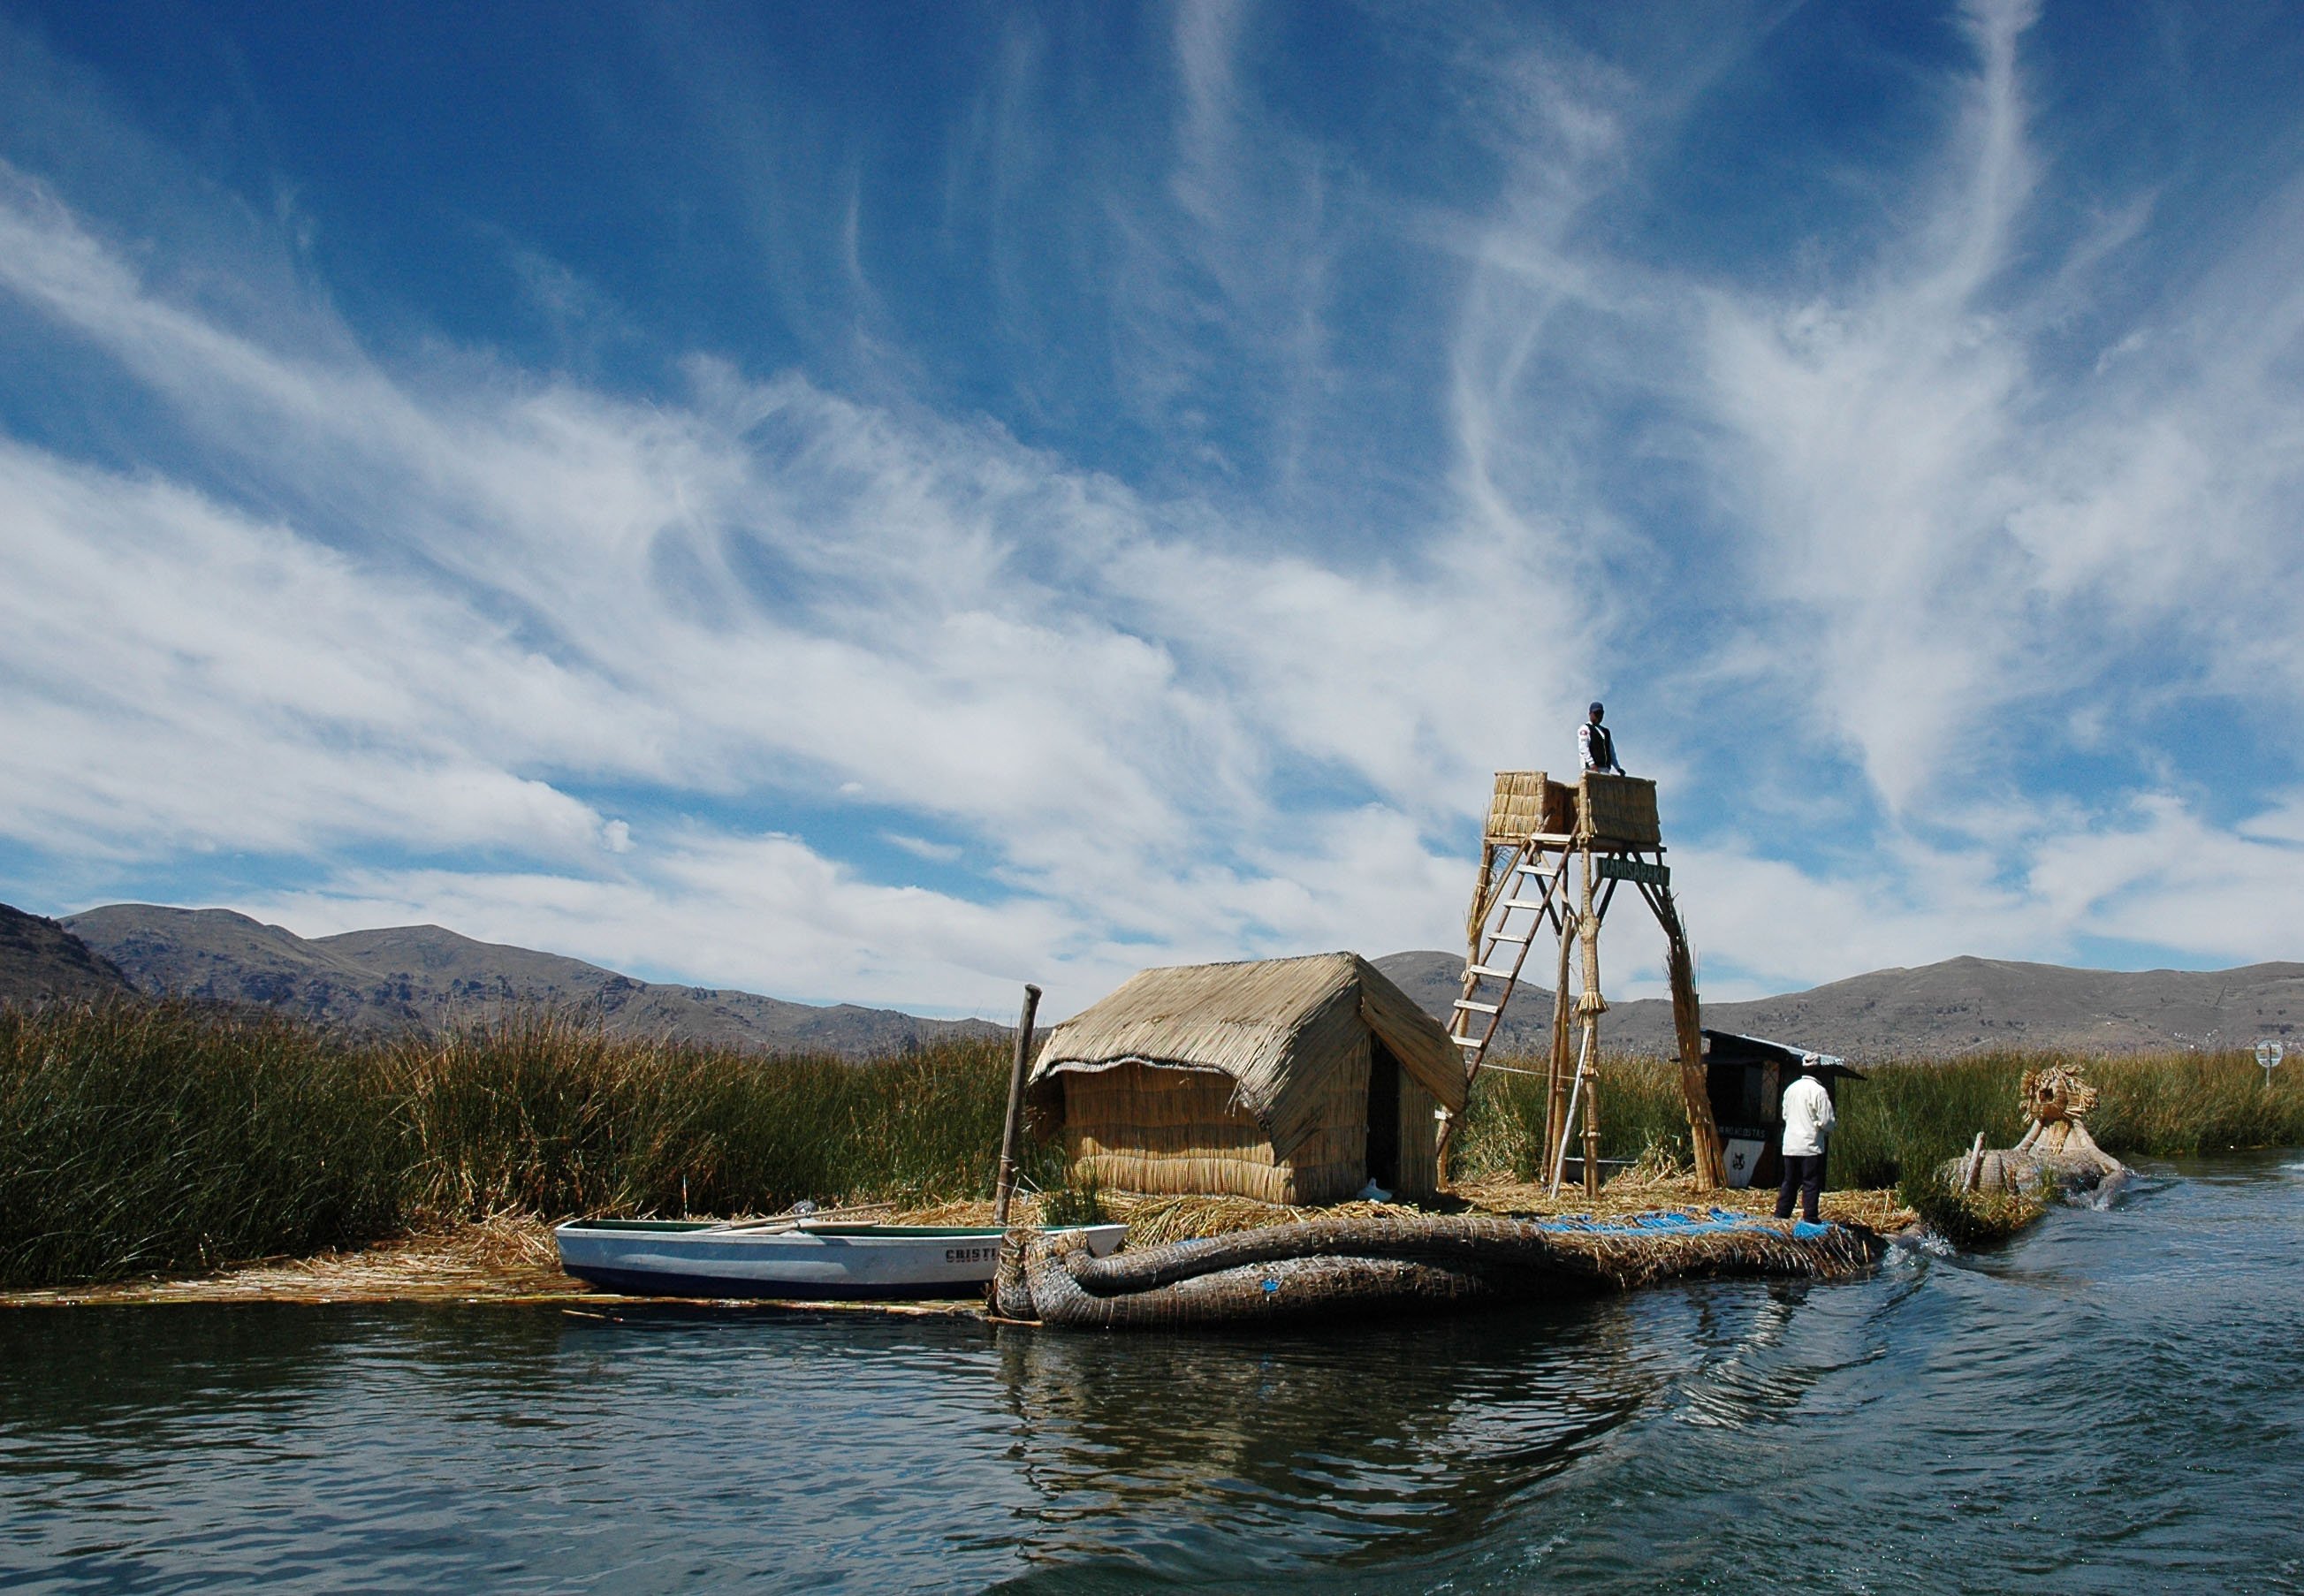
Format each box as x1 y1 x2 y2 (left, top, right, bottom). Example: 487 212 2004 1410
1 2 2300 1018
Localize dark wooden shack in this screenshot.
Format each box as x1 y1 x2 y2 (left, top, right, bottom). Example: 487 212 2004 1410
1702 1030 1866 1189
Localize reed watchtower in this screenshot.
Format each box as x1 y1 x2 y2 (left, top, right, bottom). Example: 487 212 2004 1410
1445 771 1725 1195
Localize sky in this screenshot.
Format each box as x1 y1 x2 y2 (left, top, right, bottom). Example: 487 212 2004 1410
1 1 2300 1020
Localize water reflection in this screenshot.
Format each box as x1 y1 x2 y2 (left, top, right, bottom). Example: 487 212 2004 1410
982 1298 1671 1574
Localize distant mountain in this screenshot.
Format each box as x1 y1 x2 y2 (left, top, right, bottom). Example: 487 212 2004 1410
64 904 1004 1057
1373 950 2304 1058
0 904 137 1006
47 901 2300 1061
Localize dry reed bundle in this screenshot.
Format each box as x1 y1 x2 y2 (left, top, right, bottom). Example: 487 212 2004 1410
1 1212 575 1306
1483 771 1581 845
1575 772 1661 847
1103 1193 1403 1247
886 1196 1041 1227
1000 1209 1884 1329
1449 1173 1916 1234
886 1190 1402 1243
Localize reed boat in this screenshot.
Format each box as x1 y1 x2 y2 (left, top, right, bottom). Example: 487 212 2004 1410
992 1209 1883 1328
553 1217 1127 1300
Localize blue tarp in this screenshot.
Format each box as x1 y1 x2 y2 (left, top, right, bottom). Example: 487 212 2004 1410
1534 1207 1834 1240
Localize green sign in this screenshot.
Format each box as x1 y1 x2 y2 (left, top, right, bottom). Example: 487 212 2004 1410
1595 856 1669 887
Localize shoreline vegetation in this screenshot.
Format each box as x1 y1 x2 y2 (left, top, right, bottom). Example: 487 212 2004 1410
4 999 2300 1293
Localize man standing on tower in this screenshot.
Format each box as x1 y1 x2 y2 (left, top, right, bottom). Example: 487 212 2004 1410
1578 702 1625 775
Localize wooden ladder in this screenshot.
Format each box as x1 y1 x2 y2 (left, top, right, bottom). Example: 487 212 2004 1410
1448 840 1572 1083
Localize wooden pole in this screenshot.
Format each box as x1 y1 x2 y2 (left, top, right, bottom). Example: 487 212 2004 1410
1576 843 1605 1199
992 983 1042 1228
1549 1022 1593 1195
712 1200 898 1234
1544 903 1575 1177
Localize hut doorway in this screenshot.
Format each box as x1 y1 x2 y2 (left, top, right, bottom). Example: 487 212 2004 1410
1365 1043 1401 1190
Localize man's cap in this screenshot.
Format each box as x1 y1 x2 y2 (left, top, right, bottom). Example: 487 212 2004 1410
1588 701 1604 716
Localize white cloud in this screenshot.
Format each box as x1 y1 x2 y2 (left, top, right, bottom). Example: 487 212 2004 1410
0 157 1577 1007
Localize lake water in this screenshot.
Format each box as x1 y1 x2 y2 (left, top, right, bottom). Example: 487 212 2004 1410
4 1153 2300 1593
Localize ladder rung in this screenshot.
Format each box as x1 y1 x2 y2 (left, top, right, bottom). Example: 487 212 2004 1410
1453 998 1500 1015
1512 863 1556 878
1466 962 1516 979
1494 899 1550 914
1487 932 1532 946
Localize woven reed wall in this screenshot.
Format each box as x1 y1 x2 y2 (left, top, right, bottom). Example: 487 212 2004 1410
1061 1061 1302 1204
1395 1073 1441 1200
1485 771 1577 841
1274 1034 1372 1205
1029 952 1468 1204
1053 1041 1447 1205
1578 772 1661 847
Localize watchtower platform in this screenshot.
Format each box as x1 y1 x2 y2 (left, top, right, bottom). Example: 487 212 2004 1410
1445 771 1725 1193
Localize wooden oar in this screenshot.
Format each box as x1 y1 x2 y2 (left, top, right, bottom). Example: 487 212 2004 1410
708 1201 899 1235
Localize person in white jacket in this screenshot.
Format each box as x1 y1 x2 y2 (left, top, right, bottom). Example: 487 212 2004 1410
1578 702 1625 775
1775 1061 1836 1224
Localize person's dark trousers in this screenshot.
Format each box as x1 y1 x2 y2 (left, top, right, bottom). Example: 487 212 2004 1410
1775 1153 1825 1223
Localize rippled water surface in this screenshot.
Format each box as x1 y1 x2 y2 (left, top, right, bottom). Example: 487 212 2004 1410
5 1154 2301 1592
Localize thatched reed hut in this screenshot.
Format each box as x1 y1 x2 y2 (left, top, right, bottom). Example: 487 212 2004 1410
1025 953 1467 1205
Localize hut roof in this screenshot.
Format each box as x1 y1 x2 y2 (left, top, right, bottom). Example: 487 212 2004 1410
1702 1029 1866 1081
1028 952 1466 1161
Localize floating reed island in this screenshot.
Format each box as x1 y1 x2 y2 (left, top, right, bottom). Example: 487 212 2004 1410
994 945 1889 1328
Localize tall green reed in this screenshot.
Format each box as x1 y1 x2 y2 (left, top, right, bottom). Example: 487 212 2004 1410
1454 1047 2304 1189
0 1000 1050 1288
1451 1057 1690 1181
0 1001 400 1286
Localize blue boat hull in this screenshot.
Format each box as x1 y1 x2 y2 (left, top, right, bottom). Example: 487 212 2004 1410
559 1263 984 1301
552 1220 1129 1302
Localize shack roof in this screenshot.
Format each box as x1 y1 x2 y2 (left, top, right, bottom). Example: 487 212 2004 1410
1701 1028 1867 1080
1029 952 1466 1159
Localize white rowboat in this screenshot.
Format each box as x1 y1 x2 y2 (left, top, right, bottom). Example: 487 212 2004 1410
553 1218 1127 1300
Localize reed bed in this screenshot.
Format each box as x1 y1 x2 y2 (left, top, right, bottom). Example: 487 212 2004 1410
7 997 2300 1291
1449 1058 1690 1182
0 999 1062 1289
1453 1047 2304 1194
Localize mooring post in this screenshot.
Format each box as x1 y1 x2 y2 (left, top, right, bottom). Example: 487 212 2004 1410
992 983 1043 1228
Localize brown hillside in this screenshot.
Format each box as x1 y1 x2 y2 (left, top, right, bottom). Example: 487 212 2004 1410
65 905 1003 1058
0 904 137 1006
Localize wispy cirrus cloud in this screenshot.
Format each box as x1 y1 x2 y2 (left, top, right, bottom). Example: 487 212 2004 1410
0 143 1589 1009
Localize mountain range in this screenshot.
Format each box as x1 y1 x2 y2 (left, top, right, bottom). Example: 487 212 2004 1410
57 904 1003 1056
1370 951 2303 1058
6 901 2297 1060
